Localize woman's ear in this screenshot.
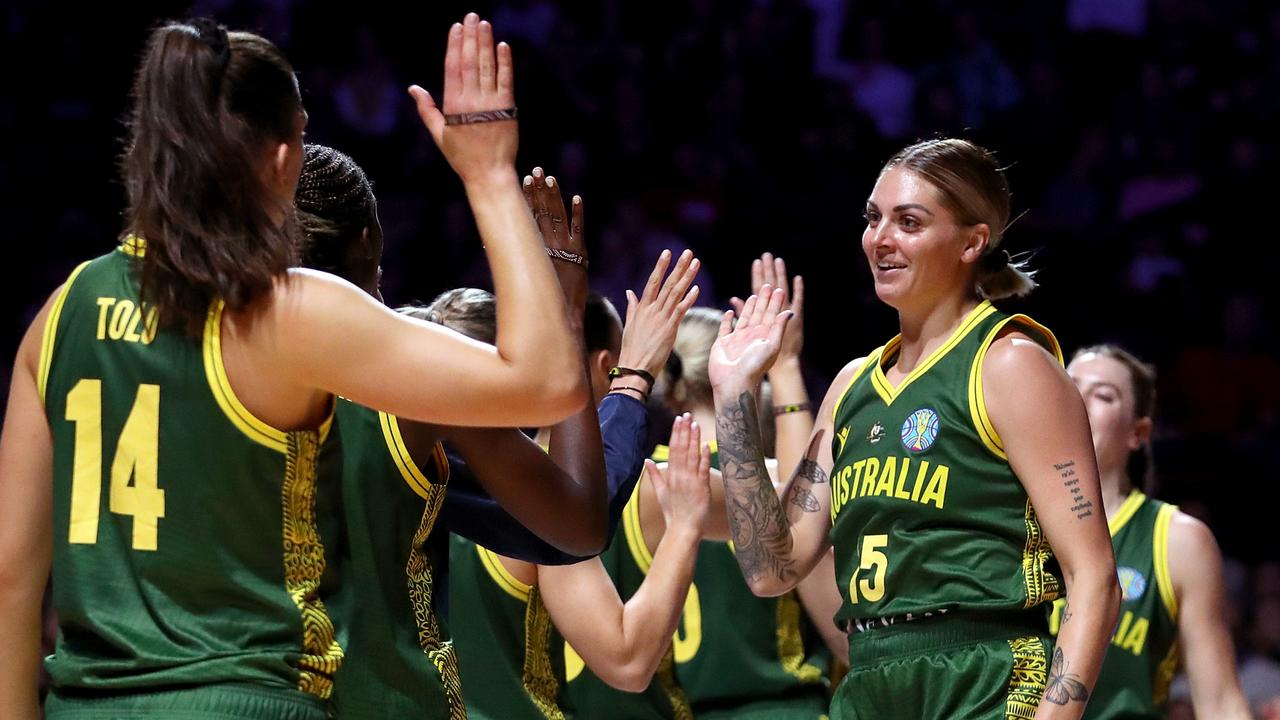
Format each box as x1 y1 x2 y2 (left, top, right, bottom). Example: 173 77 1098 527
960 223 991 265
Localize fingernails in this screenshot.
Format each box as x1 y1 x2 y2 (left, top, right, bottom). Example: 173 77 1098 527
464 13 479 25
546 176 555 187
573 196 581 205
523 176 533 186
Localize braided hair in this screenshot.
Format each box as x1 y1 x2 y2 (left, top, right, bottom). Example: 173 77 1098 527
296 144 377 285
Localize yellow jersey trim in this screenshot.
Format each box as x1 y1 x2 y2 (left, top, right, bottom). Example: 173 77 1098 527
118 234 146 257
1108 490 1146 537
477 545 532 602
202 301 289 453
872 301 997 406
623 479 654 574
379 411 440 501
967 314 1064 460
1005 636 1048 719
37 261 92 403
1153 503 1179 620
832 351 880 423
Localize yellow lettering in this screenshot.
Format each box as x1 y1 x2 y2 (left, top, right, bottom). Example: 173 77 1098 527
108 300 134 340
564 642 585 682
1048 598 1065 635
850 460 865 500
1112 611 1133 647
894 457 912 499
141 307 159 344
123 306 143 343
840 465 853 506
910 460 930 502
96 298 114 340
874 457 897 497
861 458 880 497
1121 617 1148 656
672 584 702 662
920 465 949 509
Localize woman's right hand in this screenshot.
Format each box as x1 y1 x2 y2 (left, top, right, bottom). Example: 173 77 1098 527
648 414 712 533
729 253 804 375
708 287 792 394
522 167 587 321
409 13 517 186
615 249 701 383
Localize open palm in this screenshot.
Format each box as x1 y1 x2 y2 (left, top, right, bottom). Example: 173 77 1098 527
708 286 792 392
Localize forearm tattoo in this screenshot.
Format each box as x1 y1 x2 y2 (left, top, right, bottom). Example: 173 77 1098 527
784 458 827 522
1055 460 1094 520
717 391 796 585
1043 647 1090 706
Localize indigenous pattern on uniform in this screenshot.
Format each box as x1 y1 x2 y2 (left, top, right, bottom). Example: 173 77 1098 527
1049 490 1180 719
827 300 1064 720
40 240 340 719
449 538 571 720
327 399 464 719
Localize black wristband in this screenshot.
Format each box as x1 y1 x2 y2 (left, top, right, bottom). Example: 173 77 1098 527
608 366 655 387
609 385 649 403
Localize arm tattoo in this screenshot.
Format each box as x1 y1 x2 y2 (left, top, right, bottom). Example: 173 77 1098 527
717 391 796 585
1043 647 1090 705
1055 460 1094 520
784 458 827 521
1060 600 1072 625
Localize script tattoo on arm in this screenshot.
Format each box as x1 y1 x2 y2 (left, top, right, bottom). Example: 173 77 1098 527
717 391 797 585
1055 460 1095 520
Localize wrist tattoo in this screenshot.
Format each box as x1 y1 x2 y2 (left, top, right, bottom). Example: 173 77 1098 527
784 458 827 522
1044 647 1090 706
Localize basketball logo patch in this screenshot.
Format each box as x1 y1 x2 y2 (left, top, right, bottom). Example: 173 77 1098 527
1117 567 1147 602
900 408 941 452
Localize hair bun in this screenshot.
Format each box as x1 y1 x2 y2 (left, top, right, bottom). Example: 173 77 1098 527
665 350 684 385
188 17 230 72
980 248 1011 273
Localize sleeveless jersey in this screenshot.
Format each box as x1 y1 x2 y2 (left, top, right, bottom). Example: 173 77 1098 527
565 446 828 719
449 538 570 719
1049 491 1180 719
40 241 343 701
326 399 463 719
829 300 1065 627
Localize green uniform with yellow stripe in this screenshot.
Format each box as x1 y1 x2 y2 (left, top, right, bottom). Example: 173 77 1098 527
448 538 575 719
40 241 341 719
1049 490 1180 719
326 399 464 719
565 445 829 720
828 300 1065 720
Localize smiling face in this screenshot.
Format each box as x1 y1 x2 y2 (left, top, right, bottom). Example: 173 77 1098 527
861 166 989 313
1067 352 1153 477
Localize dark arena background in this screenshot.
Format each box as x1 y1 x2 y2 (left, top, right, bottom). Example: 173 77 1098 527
3 1 1278 716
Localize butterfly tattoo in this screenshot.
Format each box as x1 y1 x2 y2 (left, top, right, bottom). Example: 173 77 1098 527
1044 647 1090 705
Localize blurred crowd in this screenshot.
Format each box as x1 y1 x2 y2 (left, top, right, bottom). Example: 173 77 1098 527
3 0 1278 714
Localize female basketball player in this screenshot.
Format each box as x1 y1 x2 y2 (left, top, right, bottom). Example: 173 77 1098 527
707 138 1121 719
566 272 837 720
0 14 592 720
1062 344 1250 719
294 145 699 718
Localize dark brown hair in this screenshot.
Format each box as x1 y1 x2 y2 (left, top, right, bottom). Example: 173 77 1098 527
1073 343 1158 489
122 19 303 336
883 138 1036 300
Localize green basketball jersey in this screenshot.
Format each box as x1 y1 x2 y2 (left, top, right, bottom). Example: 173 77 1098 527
564 445 827 719
1049 491 1180 719
327 399 463 719
558 520 691 720
39 241 343 707
449 538 569 719
829 300 1065 627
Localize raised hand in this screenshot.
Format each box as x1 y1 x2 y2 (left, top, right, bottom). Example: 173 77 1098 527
647 414 712 533
408 13 517 185
614 250 701 389
523 167 587 319
729 253 804 374
708 286 793 394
